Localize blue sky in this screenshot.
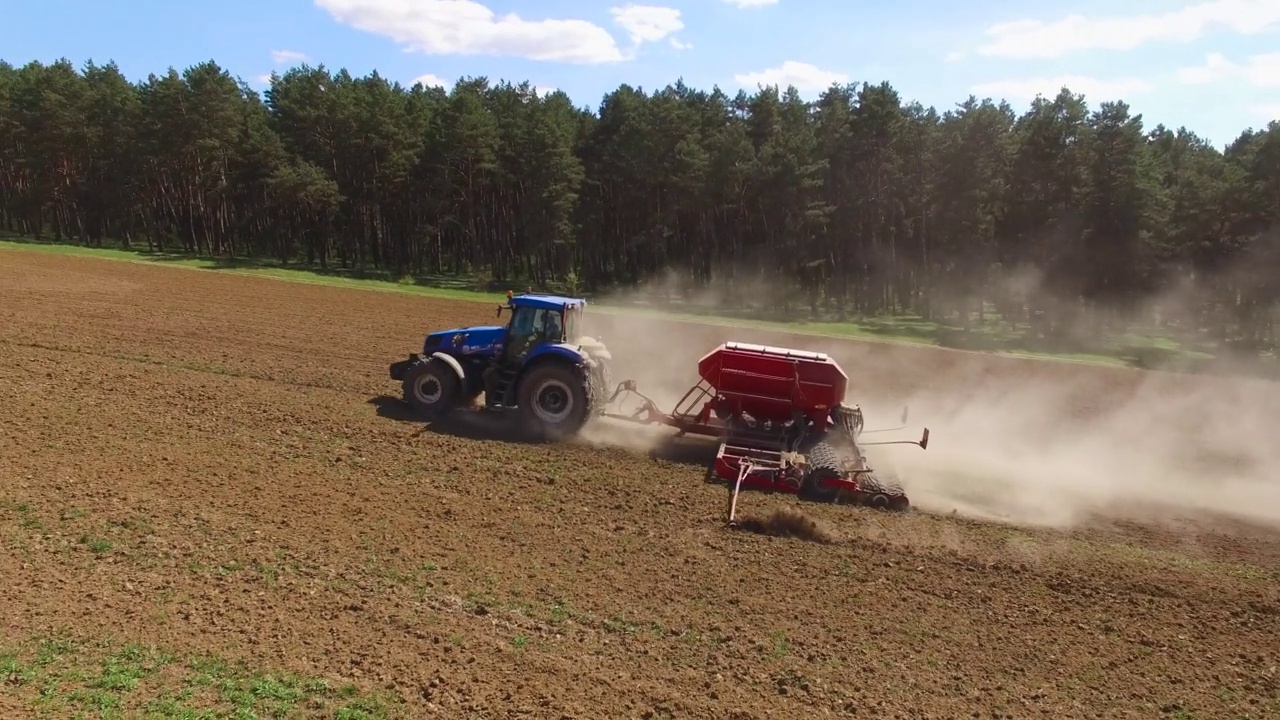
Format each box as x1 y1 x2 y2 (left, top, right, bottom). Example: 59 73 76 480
4 0 1279 147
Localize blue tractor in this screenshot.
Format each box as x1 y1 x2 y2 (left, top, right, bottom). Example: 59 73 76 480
388 292 615 440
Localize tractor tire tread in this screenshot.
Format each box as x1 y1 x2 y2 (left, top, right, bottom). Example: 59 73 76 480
402 357 460 418
518 362 591 441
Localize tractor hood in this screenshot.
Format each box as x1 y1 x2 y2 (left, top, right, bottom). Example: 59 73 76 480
424 325 505 356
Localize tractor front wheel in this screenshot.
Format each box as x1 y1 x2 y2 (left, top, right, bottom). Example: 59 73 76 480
402 358 460 418
519 363 590 441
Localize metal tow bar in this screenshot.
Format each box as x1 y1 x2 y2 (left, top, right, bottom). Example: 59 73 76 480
726 460 758 528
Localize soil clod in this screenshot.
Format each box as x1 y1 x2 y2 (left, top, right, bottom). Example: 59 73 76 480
733 508 834 543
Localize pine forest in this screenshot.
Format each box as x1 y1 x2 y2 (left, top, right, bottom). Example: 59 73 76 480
1 58 1277 365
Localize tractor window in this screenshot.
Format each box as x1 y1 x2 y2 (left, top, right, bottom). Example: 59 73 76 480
509 306 537 335
563 306 580 342
506 306 565 346
541 310 564 343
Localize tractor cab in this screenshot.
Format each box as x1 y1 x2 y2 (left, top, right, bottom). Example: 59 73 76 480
496 292 582 366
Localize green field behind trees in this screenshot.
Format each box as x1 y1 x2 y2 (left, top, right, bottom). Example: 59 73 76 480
0 58 1277 373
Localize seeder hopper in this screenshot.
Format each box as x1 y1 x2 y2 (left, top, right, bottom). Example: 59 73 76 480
604 341 930 525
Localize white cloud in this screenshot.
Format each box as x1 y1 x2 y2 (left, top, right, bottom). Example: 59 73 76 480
313 0 626 63
270 49 310 64
412 73 449 88
1254 102 1280 120
1178 51 1280 87
976 0 1280 59
1177 51 1236 83
722 0 778 6
255 74 274 87
971 75 1153 102
734 61 848 92
611 4 684 46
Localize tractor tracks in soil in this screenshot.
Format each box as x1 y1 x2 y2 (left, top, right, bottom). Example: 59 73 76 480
0 338 364 395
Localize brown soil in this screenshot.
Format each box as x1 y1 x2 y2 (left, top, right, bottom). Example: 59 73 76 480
732 509 834 544
2 248 1279 719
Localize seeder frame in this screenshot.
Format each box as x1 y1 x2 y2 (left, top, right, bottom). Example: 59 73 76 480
601 341 929 524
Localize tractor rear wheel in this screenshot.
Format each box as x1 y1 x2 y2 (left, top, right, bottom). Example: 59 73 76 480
519 363 590 441
801 441 844 503
402 357 460 418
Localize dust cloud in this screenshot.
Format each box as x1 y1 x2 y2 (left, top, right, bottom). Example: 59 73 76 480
733 508 834 543
861 255 1280 529
883 370 1280 529
570 255 1280 532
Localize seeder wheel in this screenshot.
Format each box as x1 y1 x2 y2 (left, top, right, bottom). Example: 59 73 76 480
800 441 843 503
802 440 911 511
860 473 911 512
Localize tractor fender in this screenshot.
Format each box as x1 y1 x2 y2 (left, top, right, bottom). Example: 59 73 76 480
516 346 588 392
427 352 466 382
525 343 588 369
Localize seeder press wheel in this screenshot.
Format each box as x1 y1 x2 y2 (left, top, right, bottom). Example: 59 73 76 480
858 474 910 512
804 441 910 511
800 441 844 503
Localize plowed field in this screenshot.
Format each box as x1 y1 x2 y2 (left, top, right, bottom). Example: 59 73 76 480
2 247 1279 719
